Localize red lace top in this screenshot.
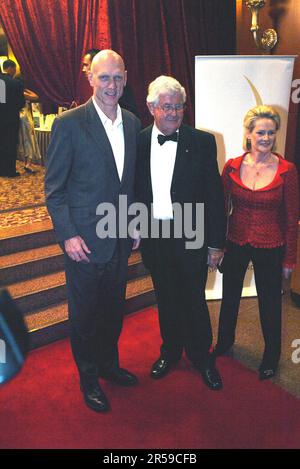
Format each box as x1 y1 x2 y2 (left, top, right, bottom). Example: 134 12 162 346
223 153 299 268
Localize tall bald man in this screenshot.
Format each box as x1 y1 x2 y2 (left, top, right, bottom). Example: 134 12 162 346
81 48 138 115
45 50 141 413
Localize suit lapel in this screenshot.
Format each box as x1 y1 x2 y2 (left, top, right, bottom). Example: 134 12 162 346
84 99 120 183
120 110 132 186
143 125 153 201
171 124 190 190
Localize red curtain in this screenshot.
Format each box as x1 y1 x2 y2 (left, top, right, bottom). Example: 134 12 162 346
0 0 236 121
90 0 110 48
76 0 111 104
108 0 236 125
0 0 92 107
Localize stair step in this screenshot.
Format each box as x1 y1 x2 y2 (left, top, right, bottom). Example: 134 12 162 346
25 276 156 349
0 218 156 349
25 301 68 333
7 267 153 315
0 244 64 285
127 251 149 279
0 247 141 270
0 242 146 286
7 271 67 313
0 220 56 255
25 274 154 333
128 250 141 265
126 275 153 299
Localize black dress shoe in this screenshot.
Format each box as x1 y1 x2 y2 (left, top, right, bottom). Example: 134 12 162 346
259 368 276 381
151 357 175 379
99 367 138 386
198 365 223 390
80 383 110 412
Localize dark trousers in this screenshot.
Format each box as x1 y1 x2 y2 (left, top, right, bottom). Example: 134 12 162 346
0 121 19 176
148 236 213 368
216 241 283 370
64 242 129 387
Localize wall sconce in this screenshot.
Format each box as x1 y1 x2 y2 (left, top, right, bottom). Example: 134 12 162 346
0 55 8 71
245 0 278 54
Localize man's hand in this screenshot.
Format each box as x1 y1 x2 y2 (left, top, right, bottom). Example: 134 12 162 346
207 248 224 268
64 236 91 262
283 266 293 280
132 228 141 251
132 238 141 250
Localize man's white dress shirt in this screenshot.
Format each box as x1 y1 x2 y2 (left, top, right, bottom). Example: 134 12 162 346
92 97 125 181
150 124 178 220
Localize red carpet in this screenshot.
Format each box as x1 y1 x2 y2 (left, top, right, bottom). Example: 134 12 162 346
0 307 299 449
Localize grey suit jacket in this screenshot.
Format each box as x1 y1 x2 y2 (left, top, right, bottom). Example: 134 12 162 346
45 98 141 263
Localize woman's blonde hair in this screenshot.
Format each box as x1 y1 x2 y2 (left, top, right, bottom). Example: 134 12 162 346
243 105 281 151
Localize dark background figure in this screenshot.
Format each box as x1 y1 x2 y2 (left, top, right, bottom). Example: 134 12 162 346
214 105 299 381
80 48 139 117
0 59 25 177
45 50 141 413
15 71 40 173
136 76 226 391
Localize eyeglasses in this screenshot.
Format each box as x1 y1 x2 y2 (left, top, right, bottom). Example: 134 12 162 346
157 103 186 113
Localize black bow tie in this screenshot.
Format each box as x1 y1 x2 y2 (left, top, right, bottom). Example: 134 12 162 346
157 132 178 145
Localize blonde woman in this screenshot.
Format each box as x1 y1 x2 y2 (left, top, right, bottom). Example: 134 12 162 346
214 105 299 380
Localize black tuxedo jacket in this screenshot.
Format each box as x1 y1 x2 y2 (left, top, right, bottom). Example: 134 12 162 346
45 98 141 264
0 72 25 125
136 123 226 268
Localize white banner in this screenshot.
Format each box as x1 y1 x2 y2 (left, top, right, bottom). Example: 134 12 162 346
195 55 296 299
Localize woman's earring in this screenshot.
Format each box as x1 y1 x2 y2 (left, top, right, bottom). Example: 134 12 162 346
246 138 251 150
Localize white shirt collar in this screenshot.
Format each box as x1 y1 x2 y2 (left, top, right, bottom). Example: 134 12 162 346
152 123 162 138
92 97 123 127
152 123 179 139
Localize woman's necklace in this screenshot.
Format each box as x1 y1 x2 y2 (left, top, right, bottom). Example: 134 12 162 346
244 153 274 176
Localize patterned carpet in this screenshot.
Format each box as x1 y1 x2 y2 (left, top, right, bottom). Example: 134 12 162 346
0 161 50 228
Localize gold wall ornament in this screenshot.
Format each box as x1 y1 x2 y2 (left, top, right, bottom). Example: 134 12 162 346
245 0 278 54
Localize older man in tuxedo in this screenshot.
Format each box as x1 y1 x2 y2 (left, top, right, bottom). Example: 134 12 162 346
136 76 225 390
45 50 140 412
